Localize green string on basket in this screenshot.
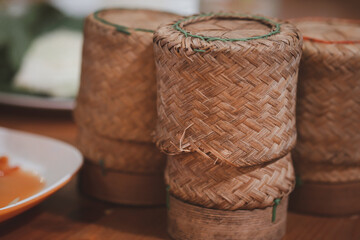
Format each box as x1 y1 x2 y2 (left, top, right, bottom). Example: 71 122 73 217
166 185 170 210
295 175 303 187
272 198 281 222
173 12 281 42
93 9 155 35
99 159 106 176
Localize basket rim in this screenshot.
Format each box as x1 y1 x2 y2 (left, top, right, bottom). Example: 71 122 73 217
290 17 360 44
173 13 281 42
93 8 172 35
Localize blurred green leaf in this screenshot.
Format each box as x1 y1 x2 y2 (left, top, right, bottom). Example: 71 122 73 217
8 18 32 69
0 2 83 87
60 17 84 31
0 47 15 84
0 13 11 45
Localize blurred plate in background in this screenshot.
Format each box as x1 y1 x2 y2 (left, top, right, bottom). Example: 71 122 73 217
0 92 74 110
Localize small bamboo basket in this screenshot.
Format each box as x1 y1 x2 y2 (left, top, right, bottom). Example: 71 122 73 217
154 13 302 240
74 9 178 205
75 9 177 142
289 18 360 216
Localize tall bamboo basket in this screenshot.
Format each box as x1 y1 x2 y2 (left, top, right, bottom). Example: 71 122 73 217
74 9 178 205
153 13 302 240
289 18 360 216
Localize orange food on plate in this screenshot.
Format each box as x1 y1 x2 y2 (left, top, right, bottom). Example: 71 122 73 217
0 156 45 208
0 156 20 176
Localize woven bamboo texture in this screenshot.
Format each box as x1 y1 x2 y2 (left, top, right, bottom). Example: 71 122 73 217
291 18 360 184
74 9 177 142
77 128 166 174
294 161 360 183
293 18 360 166
153 13 303 167
166 152 294 210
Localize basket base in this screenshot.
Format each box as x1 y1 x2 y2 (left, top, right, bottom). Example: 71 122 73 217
289 181 360 216
79 160 166 206
167 195 288 240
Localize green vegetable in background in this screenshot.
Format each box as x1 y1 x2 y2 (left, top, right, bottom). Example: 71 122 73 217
0 3 83 91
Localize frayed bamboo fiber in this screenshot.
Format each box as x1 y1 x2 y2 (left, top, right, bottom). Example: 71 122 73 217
154 13 302 240
154 13 302 167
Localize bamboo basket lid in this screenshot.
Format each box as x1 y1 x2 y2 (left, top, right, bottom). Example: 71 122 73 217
292 18 360 166
74 9 178 142
94 8 177 31
154 13 302 167
295 18 360 44
289 18 360 216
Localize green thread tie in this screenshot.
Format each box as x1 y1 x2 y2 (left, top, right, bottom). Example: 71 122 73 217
166 185 170 210
173 13 281 42
272 198 281 222
99 159 106 176
194 49 206 52
93 9 154 35
295 175 303 187
134 28 154 33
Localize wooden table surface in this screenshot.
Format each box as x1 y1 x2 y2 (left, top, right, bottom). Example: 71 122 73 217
0 105 359 240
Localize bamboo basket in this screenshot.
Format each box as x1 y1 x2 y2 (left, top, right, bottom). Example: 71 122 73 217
154 13 302 240
74 9 178 205
289 18 360 216
74 9 177 142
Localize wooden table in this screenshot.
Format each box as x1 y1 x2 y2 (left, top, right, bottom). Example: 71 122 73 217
0 105 359 240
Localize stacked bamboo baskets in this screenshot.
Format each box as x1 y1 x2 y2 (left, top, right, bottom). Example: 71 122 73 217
290 18 360 216
153 13 302 240
74 9 177 205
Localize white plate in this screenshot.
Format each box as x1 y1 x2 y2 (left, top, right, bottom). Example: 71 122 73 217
0 92 75 110
0 127 83 222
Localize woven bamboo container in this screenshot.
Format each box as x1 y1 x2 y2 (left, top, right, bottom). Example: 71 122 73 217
289 18 360 216
74 9 178 205
74 9 177 142
154 13 302 240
